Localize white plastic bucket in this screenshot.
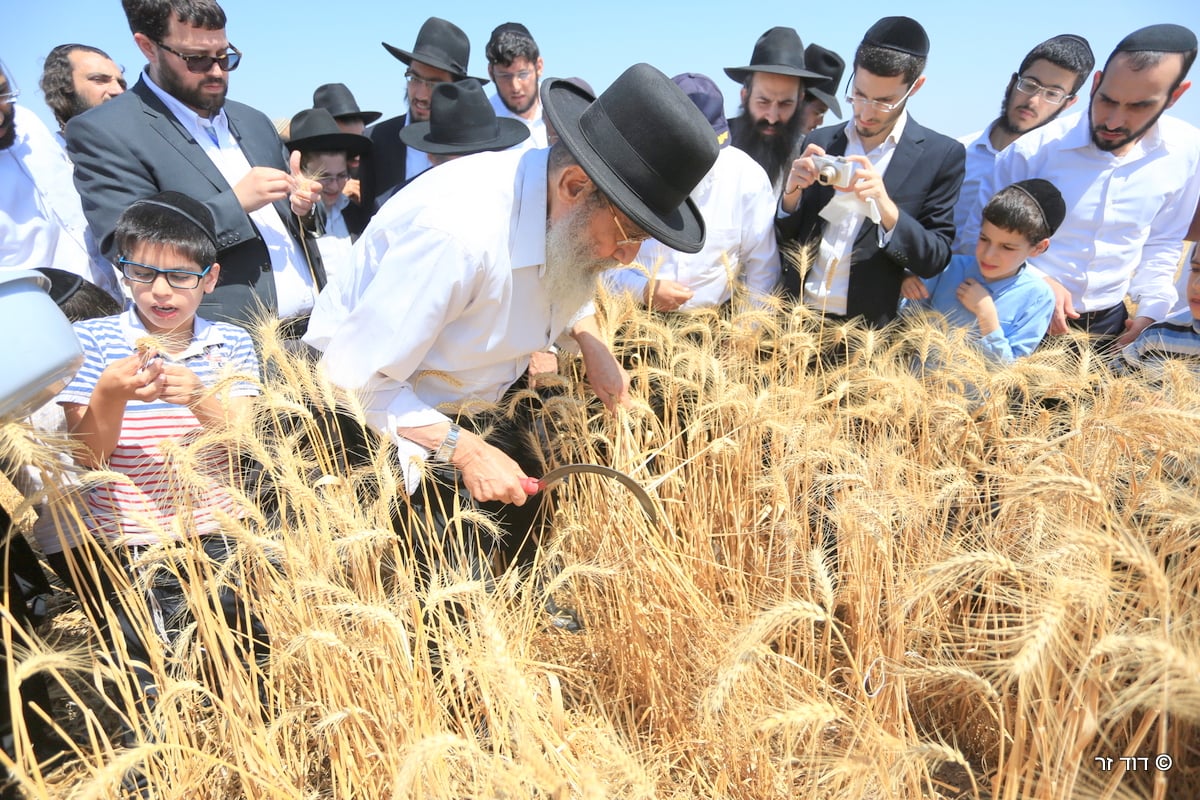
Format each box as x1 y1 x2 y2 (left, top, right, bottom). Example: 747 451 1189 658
0 270 84 423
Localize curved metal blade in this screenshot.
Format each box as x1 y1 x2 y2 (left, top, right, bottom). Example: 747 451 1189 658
538 463 658 524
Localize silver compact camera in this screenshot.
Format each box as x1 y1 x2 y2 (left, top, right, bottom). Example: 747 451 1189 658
811 155 859 189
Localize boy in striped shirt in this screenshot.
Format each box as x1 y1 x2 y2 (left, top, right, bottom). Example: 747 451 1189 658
56 191 262 699
1118 242 1200 374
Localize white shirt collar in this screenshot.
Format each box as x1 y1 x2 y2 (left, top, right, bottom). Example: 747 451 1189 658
141 68 231 145
119 306 226 360
510 148 549 272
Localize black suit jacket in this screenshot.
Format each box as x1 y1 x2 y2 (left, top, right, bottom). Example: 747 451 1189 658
776 116 965 326
359 113 408 215
66 78 325 329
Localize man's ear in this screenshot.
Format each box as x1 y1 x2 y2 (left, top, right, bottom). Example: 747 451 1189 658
1167 79 1192 110
133 32 157 64
556 164 591 202
908 75 927 98
1062 94 1079 112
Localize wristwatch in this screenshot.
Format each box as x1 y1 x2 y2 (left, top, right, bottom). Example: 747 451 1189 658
433 424 461 463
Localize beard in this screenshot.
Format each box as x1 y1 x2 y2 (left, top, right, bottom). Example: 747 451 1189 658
501 90 537 116
1090 95 1167 152
543 196 608 315
0 116 14 150
730 108 801 187
155 56 227 115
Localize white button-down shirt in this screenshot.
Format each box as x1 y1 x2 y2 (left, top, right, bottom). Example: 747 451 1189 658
143 72 316 318
490 91 548 150
803 111 908 315
952 122 1002 255
304 148 590 492
607 145 779 309
1 105 122 300
986 111 1200 321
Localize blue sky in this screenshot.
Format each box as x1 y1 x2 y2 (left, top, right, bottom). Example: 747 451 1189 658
3 1 1197 140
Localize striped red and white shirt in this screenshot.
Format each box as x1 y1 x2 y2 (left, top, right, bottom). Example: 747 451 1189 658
57 309 260 547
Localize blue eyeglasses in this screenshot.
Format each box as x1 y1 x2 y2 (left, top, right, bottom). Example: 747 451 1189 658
119 257 212 289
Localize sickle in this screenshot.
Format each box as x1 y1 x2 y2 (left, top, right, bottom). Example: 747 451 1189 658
521 464 657 524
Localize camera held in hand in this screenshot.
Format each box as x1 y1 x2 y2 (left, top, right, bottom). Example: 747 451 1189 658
812 155 859 189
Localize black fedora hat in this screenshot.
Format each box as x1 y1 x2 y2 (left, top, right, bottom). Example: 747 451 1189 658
542 63 718 254
312 83 381 125
285 108 371 156
381 17 487 85
399 79 529 155
802 44 844 118
725 27 825 83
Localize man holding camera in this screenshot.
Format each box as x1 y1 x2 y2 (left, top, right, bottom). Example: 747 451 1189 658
777 16 964 326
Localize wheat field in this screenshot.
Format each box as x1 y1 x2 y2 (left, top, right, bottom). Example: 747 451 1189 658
2 288 1198 799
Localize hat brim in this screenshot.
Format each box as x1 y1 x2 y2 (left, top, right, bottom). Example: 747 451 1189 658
806 87 842 118
398 118 530 155
724 64 825 84
336 110 383 125
541 77 706 254
286 131 372 157
380 42 489 86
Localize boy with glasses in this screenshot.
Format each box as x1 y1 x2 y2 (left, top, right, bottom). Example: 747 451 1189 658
57 191 263 703
953 35 1094 254
777 16 965 327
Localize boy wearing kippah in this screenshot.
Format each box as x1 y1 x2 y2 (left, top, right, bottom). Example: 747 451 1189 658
56 191 262 698
902 179 1063 362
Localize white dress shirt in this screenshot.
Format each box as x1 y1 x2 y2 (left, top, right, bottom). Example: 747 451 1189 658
143 73 317 318
304 148 590 492
403 114 433 181
1 105 122 300
490 91 548 150
314 193 354 286
803 111 908 315
952 122 1001 255
607 145 779 309
985 111 1200 321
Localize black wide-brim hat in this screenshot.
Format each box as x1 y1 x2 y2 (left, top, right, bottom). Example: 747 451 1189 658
802 44 844 118
312 83 381 125
382 16 488 85
286 108 371 156
399 79 529 155
542 63 718 254
725 26 825 84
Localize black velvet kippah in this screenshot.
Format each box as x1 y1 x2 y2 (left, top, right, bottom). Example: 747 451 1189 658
862 16 930 57
1011 179 1067 237
1114 24 1197 54
128 191 218 249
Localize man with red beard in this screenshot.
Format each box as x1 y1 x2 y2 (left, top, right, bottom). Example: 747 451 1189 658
726 27 824 192
65 0 322 335
953 35 1093 254
986 23 1200 347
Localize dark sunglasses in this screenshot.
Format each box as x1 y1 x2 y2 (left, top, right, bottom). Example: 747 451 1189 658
155 40 242 73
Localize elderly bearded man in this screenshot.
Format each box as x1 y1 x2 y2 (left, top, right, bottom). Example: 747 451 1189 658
304 63 718 571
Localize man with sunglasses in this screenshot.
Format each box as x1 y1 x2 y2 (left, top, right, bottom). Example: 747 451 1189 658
986 24 1200 349
953 35 1094 255
0 58 123 301
360 17 484 214
65 0 324 337
777 16 965 327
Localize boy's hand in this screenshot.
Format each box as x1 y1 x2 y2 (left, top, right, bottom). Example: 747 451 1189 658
98 354 165 402
956 278 991 313
900 274 929 301
158 362 206 407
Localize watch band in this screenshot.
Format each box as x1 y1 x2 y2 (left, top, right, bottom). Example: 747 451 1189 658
433 423 461 463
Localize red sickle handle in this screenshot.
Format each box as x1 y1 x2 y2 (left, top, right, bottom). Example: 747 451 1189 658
521 477 543 495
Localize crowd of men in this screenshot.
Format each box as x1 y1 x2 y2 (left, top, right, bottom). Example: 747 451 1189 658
2 0 1200 780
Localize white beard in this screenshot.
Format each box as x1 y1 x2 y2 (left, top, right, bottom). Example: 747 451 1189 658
543 199 609 315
